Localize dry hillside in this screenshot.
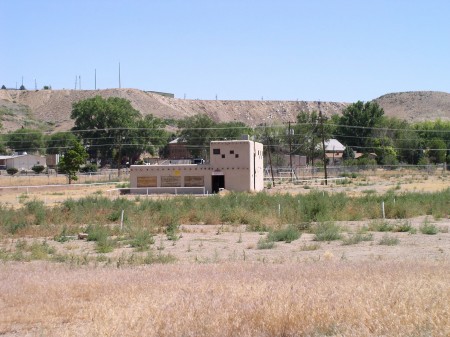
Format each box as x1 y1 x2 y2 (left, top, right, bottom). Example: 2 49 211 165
1 89 450 133
0 89 345 132
375 91 450 122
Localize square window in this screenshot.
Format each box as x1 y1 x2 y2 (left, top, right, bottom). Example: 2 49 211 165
221 154 225 158
213 149 220 155
235 154 239 158
230 150 234 154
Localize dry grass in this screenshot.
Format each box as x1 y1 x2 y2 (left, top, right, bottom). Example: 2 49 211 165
0 261 449 337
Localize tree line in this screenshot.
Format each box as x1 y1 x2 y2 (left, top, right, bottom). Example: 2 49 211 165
1 96 450 175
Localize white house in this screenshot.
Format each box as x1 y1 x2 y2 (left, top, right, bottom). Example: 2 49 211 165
0 154 47 171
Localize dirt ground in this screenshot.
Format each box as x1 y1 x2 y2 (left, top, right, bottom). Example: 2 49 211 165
1 169 449 265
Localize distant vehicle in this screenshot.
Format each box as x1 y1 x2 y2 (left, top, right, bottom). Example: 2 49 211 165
192 158 205 164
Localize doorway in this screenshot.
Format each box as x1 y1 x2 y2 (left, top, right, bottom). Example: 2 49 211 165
212 175 225 193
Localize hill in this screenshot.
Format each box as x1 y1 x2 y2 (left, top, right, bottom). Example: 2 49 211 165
0 88 346 132
374 91 450 122
1 89 449 132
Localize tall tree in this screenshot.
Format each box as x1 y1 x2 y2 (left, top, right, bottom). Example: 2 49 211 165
6 128 44 154
58 140 88 184
71 96 166 169
46 132 78 154
178 114 216 158
336 101 384 152
293 110 334 164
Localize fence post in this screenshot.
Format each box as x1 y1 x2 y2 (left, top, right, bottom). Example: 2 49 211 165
382 201 385 219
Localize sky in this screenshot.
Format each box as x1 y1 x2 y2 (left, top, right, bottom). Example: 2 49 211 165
1 0 450 102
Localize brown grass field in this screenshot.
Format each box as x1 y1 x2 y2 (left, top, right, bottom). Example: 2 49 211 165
1 261 449 336
0 169 449 336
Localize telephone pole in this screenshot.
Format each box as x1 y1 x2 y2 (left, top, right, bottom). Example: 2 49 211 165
288 121 293 180
318 102 328 185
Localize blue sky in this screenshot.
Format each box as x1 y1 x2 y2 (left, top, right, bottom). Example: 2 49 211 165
2 0 450 102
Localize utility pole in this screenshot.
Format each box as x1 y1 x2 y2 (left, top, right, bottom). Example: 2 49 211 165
288 121 293 180
318 102 328 185
265 123 275 187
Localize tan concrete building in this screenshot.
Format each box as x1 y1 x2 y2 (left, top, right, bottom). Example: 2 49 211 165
130 139 264 194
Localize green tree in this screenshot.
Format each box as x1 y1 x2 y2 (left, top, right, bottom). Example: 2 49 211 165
337 101 384 152
71 96 166 171
178 114 216 158
342 146 355 160
58 140 88 184
6 128 44 153
427 138 447 164
293 110 334 165
215 121 252 141
46 132 78 155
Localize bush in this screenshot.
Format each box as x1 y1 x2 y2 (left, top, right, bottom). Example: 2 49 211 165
267 225 301 243
342 233 373 245
379 234 399 246
31 165 45 174
368 220 394 232
393 221 416 233
257 237 275 249
313 222 342 241
6 167 18 175
420 223 438 235
130 229 154 251
80 163 98 173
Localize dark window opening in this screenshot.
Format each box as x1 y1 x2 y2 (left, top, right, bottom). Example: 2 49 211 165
213 149 220 155
221 154 225 158
235 154 239 158
230 150 234 154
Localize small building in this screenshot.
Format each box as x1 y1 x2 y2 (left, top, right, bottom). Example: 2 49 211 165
0 154 47 171
167 138 191 159
130 138 264 194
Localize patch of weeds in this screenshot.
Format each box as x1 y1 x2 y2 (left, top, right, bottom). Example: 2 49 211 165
96 237 116 253
379 234 399 246
420 223 439 235
24 200 46 225
303 185 310 189
130 229 154 251
30 241 55 260
144 250 177 264
299 243 320 251
362 189 376 194
267 225 301 243
336 178 351 185
54 225 73 243
312 222 342 241
86 224 109 242
116 182 130 188
342 233 373 245
257 237 275 249
166 223 180 241
393 220 416 233
368 220 394 232
439 226 449 233
18 194 29 203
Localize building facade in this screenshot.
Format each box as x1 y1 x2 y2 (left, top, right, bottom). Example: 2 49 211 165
130 139 264 194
